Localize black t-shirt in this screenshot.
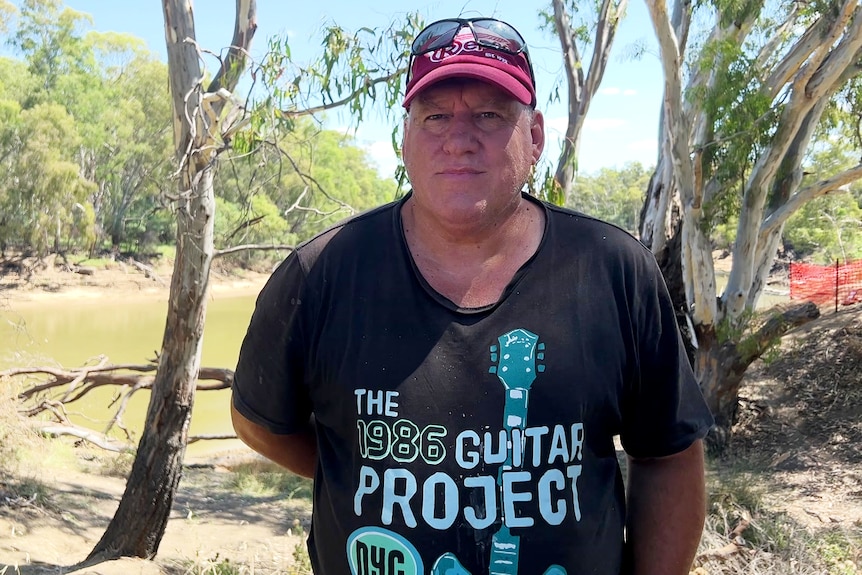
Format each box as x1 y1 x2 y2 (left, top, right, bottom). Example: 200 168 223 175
233 193 713 575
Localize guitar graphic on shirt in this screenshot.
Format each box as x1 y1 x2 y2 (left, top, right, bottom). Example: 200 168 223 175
430 329 566 575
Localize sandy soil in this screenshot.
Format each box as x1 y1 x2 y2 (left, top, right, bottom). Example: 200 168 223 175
727 307 862 531
0 449 310 574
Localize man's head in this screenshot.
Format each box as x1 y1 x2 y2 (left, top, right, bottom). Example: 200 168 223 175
403 18 536 109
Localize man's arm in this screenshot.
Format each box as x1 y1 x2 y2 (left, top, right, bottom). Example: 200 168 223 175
230 399 317 479
625 439 707 575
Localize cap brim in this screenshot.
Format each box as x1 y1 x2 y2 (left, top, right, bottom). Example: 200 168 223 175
403 62 533 108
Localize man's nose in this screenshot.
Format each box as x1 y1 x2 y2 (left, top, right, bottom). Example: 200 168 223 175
442 117 480 154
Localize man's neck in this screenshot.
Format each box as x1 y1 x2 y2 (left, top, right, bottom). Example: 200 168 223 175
401 195 544 307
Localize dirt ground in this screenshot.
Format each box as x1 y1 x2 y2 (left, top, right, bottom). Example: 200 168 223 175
1 256 861 574
0 450 311 575
726 306 862 531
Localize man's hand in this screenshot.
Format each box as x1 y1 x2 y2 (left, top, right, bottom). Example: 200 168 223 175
230 398 317 479
626 439 707 575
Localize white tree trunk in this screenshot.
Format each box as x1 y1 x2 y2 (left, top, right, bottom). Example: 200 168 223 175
550 0 628 203
645 0 719 327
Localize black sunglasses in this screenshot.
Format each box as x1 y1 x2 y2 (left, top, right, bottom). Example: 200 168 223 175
409 17 536 87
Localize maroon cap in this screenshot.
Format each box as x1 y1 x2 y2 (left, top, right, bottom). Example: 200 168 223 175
403 31 536 108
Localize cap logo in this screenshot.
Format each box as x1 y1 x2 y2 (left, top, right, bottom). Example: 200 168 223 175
427 39 510 65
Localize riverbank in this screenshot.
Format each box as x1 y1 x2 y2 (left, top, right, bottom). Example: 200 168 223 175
0 256 270 307
0 253 295 572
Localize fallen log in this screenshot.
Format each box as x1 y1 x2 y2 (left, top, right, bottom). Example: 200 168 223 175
36 423 131 453
128 258 166 285
6 361 233 402
1 360 235 443
33 423 237 452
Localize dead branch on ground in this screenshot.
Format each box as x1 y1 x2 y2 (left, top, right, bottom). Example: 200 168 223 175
2 358 235 452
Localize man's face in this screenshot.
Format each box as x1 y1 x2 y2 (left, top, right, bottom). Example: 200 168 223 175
402 79 544 230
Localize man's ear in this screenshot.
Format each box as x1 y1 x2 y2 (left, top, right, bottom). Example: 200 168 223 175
401 115 409 157
531 110 545 163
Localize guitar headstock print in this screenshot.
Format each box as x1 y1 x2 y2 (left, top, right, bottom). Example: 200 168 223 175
489 328 544 434
489 328 545 393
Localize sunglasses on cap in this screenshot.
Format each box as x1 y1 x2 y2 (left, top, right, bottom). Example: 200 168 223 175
408 17 536 88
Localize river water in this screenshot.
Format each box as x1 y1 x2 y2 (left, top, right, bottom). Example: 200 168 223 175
1 288 262 456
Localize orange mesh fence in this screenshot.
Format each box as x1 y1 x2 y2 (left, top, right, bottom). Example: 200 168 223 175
790 260 862 307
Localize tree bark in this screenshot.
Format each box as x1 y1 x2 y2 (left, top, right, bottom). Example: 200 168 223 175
83 0 256 564
693 326 741 452
697 301 820 452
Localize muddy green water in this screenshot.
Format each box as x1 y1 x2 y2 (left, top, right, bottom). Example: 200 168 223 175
1 289 261 456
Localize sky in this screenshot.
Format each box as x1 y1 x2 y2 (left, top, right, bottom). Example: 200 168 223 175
27 0 665 178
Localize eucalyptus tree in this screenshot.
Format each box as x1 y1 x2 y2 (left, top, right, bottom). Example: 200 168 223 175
567 162 651 232
785 191 862 262
0 0 14 33
0 101 93 255
215 119 399 257
3 0 174 254
46 31 173 253
782 76 862 262
0 0 101 255
0 56 41 118
546 0 629 204
83 41 173 252
642 0 862 449
8 0 91 97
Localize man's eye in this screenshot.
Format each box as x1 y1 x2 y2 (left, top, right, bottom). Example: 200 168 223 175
478 112 500 119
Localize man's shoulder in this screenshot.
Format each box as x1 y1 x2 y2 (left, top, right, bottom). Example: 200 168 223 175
542 200 645 251
264 199 401 294
295 199 401 260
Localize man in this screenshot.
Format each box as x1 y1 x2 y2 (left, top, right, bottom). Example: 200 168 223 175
231 17 713 575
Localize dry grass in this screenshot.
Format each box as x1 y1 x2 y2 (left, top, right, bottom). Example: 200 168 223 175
692 469 860 574
225 459 313 500
694 307 862 575
0 377 38 475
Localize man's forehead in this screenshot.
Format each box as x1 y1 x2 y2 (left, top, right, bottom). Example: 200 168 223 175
413 78 519 108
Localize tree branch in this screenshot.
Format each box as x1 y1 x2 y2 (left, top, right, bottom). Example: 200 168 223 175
35 423 133 453
3 361 236 450
207 0 258 115
4 363 234 403
187 434 237 444
280 70 404 120
763 10 823 96
760 163 862 238
583 0 628 102
33 423 238 452
225 215 265 242
806 1 862 98
737 302 820 366
551 0 628 200
214 243 295 257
